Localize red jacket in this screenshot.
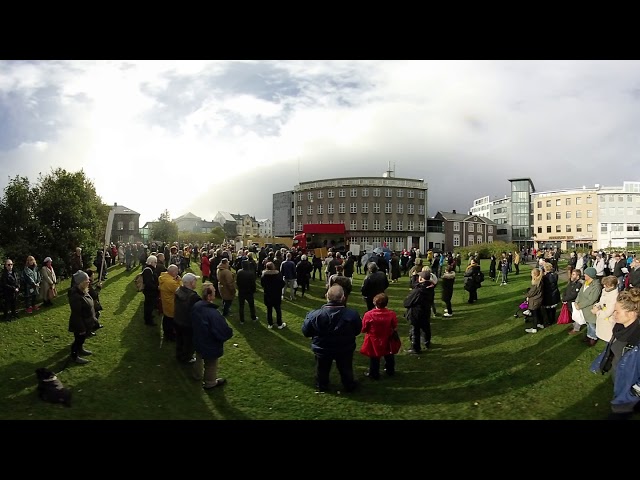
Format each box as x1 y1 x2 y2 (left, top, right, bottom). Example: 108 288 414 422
360 307 398 358
201 255 210 278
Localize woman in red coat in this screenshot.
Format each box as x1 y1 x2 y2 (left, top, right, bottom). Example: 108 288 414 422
201 253 211 282
360 292 399 379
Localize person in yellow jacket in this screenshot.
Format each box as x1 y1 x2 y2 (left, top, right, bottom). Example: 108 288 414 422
159 264 182 342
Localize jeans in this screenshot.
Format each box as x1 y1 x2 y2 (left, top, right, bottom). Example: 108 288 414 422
586 322 597 340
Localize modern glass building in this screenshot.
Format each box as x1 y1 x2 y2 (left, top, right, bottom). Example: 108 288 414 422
508 178 536 249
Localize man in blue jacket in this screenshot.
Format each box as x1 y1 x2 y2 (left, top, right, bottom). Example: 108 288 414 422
302 285 362 393
192 282 234 390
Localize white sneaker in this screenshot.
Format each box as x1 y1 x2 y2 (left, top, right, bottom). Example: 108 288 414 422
278 323 287 330
443 313 452 317
525 328 538 334
267 324 273 329
537 324 545 329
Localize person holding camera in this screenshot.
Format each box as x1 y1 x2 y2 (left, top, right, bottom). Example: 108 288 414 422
590 287 640 420
403 269 436 354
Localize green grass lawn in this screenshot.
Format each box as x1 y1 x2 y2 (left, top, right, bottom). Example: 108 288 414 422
0 261 619 420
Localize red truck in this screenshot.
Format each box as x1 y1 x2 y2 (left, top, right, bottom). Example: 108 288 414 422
292 224 349 254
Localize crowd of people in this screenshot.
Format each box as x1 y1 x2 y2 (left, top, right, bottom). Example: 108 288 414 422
4 240 640 419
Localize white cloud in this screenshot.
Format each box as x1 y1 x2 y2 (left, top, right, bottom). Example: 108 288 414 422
1 60 640 226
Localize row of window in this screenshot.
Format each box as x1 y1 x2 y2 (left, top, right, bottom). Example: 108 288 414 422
601 223 640 232
537 197 594 208
452 222 494 234
451 235 494 247
298 204 424 215
299 188 425 200
537 224 593 233
537 210 594 220
297 220 426 231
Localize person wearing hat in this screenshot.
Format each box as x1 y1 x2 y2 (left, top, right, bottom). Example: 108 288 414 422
40 257 57 307
68 270 98 364
568 266 602 346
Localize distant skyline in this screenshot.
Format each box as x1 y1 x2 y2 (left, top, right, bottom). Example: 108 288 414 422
1 60 639 224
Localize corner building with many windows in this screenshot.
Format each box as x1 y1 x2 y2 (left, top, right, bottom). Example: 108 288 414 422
292 176 428 253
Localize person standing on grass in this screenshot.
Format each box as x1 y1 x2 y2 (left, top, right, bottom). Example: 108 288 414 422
441 264 456 317
159 264 182 342
295 254 313 298
524 268 544 334
513 250 521 275
236 260 258 324
67 270 97 364
593 275 619 346
192 282 233 390
568 267 602 345
173 272 201 364
361 262 389 311
22 255 41 314
216 258 236 317
260 261 286 329
541 262 561 327
1 259 19 320
40 257 57 307
141 255 159 327
302 285 362 393
562 268 583 321
85 269 103 331
463 258 482 304
590 287 640 420
403 269 436 353
360 292 399 380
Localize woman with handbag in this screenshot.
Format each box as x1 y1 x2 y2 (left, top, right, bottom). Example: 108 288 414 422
360 292 399 379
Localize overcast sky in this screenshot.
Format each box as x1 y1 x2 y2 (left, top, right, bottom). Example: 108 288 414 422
1 60 639 225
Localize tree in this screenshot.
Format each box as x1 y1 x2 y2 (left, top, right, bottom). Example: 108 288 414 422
151 211 178 243
33 169 109 273
0 176 38 266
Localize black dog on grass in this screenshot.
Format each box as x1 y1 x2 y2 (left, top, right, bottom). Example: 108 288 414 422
35 368 72 407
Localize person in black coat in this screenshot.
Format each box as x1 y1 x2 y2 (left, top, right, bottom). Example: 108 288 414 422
236 260 258 324
489 255 497 281
541 262 561 327
312 254 323 281
440 264 456 317
1 259 20 320
463 259 482 304
361 262 389 311
260 261 286 329
562 268 583 317
295 255 313 298
141 255 159 326
403 270 436 353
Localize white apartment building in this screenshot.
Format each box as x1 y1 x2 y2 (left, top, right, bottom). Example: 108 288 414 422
257 218 272 238
597 181 640 249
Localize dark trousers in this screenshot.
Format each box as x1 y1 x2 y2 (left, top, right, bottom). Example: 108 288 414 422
411 317 431 351
544 307 557 326
265 300 282 326
3 293 16 316
70 332 86 359
365 296 375 311
238 293 256 321
24 292 37 309
368 354 395 378
443 296 453 314
515 263 520 274
143 292 157 324
314 350 357 392
174 324 194 363
468 288 478 303
162 315 176 340
312 266 322 280
222 299 233 316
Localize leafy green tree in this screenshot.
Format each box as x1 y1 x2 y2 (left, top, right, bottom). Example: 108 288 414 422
210 226 226 245
151 210 179 243
33 168 109 273
0 176 40 266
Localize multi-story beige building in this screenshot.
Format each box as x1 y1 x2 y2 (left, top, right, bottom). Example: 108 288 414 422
292 175 428 252
532 187 599 251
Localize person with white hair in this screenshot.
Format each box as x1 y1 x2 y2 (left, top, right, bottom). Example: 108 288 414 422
173 272 201 363
142 255 159 326
40 256 57 307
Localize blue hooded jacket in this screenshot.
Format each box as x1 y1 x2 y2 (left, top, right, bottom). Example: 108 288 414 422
301 302 362 355
191 300 233 359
